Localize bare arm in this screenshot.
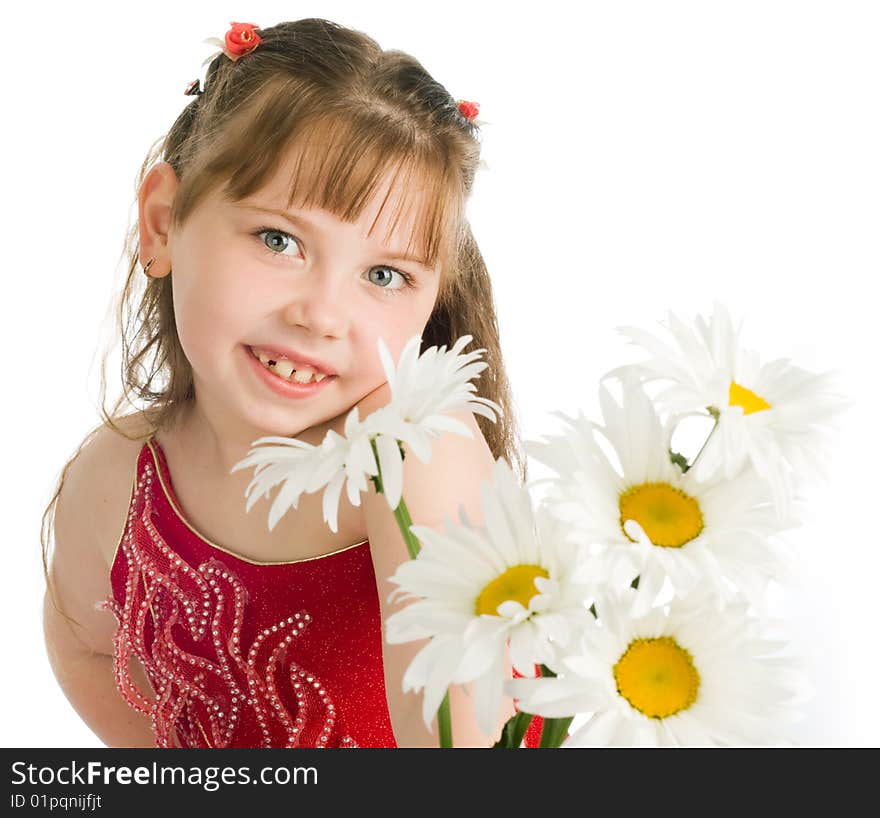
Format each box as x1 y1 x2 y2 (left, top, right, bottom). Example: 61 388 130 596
358 386 518 748
42 428 158 748
43 592 157 748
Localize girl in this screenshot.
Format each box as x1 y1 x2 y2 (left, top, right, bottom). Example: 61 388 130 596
41 17 540 748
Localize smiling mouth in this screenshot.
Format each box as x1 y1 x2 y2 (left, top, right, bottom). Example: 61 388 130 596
248 346 334 385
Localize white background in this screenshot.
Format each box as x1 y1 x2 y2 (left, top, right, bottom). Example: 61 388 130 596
3 1 877 747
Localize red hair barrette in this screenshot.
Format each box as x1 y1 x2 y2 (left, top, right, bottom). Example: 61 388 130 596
201 21 262 67
456 100 480 122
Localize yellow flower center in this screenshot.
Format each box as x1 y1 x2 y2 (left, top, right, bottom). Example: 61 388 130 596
613 636 700 718
729 380 771 414
474 564 549 617
618 482 704 547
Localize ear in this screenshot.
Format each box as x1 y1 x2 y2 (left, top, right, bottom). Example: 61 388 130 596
137 161 179 277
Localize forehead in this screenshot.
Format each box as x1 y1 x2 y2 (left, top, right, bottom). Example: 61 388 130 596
233 140 433 258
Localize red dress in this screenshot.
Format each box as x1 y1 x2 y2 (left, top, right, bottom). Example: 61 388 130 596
99 436 545 748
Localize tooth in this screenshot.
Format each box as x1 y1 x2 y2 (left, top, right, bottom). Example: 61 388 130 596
314 373 326 382
293 367 315 384
257 351 271 364
273 360 294 378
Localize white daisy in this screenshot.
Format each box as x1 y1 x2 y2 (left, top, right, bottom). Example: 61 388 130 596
231 333 500 532
602 301 852 522
230 405 377 533
369 334 502 510
527 375 798 611
384 457 595 737
506 586 808 747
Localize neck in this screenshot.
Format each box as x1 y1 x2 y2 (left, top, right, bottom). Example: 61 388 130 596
176 397 332 485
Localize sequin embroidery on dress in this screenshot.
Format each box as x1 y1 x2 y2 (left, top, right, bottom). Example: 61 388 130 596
97 458 359 748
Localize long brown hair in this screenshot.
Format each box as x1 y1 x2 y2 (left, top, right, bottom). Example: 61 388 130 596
41 18 526 618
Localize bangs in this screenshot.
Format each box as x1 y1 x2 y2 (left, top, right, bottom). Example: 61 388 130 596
207 80 465 273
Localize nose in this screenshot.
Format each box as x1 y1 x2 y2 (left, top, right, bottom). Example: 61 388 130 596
283 270 350 339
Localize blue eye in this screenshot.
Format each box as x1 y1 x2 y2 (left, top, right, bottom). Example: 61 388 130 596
254 227 300 258
250 224 415 295
367 267 408 290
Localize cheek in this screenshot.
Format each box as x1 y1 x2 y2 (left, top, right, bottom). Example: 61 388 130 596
353 295 437 377
350 317 392 382
170 254 255 363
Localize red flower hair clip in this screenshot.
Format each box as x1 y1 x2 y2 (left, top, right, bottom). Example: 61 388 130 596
201 21 262 66
456 100 480 122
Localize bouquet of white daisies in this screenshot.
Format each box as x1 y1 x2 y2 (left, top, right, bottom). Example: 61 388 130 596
231 302 850 747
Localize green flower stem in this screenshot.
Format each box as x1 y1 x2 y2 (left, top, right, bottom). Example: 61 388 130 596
539 715 573 748
537 664 573 748
370 437 453 748
492 710 534 749
437 692 453 748
684 409 720 473
392 492 422 561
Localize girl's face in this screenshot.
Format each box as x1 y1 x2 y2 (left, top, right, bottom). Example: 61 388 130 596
145 152 442 458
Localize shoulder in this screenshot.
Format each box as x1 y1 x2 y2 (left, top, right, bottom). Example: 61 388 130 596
47 412 153 655
59 412 155 569
404 409 496 515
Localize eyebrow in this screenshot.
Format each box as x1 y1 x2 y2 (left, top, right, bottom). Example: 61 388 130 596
235 203 431 267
